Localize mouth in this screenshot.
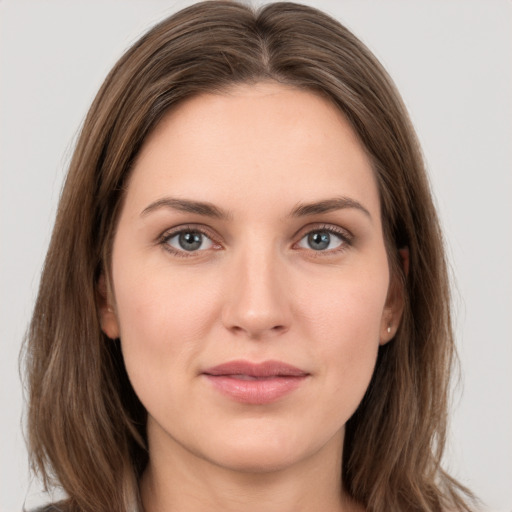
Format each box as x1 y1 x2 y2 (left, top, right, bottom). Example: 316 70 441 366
201 360 309 405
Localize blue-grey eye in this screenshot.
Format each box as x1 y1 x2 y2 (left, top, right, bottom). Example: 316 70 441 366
298 230 344 251
166 230 213 252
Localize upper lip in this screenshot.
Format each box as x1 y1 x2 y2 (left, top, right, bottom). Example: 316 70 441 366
202 360 309 378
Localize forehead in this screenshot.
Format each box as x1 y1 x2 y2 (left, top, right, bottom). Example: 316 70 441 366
127 82 380 220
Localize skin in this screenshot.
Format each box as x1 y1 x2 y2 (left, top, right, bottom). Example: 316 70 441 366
100 82 403 512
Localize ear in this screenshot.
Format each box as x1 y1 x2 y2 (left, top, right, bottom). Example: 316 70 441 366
97 273 120 340
380 247 409 345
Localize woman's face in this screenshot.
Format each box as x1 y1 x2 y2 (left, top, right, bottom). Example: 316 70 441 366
101 82 402 474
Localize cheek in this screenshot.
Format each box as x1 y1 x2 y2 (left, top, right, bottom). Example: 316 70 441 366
296 269 388 410
297 265 389 346
112 260 222 395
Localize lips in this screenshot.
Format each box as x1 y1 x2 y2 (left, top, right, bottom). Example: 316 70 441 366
202 360 309 405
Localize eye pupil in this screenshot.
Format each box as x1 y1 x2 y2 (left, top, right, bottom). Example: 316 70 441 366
179 231 202 251
308 231 330 250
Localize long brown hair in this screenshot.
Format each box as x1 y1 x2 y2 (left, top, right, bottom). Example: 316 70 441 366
25 2 476 511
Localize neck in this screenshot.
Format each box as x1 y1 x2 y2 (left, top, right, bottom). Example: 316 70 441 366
140 424 363 512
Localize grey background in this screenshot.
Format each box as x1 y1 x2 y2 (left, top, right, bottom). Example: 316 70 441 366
1 1 511 511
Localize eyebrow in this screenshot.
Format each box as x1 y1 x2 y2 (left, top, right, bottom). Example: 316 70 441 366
141 195 371 221
290 196 371 219
141 197 230 219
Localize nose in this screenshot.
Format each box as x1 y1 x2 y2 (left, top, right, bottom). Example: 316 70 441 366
221 244 292 339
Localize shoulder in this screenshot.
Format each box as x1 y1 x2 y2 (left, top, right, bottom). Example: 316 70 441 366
29 506 65 512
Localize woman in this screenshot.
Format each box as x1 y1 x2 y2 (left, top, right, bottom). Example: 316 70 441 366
24 1 477 511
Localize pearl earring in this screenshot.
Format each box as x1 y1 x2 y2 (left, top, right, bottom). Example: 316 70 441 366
387 326 391 334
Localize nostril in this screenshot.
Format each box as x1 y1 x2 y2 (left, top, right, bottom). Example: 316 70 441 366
227 322 288 339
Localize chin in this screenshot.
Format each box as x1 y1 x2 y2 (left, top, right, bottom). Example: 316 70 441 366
206 443 305 474
196 422 342 475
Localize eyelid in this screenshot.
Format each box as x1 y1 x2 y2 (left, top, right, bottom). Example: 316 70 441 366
292 223 354 253
294 223 353 242
156 222 353 257
158 224 223 256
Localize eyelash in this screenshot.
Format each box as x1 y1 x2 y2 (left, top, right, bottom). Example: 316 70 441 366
158 224 220 258
158 223 353 258
294 224 353 256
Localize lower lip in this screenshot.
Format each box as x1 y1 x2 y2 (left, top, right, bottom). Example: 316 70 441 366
203 375 307 404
